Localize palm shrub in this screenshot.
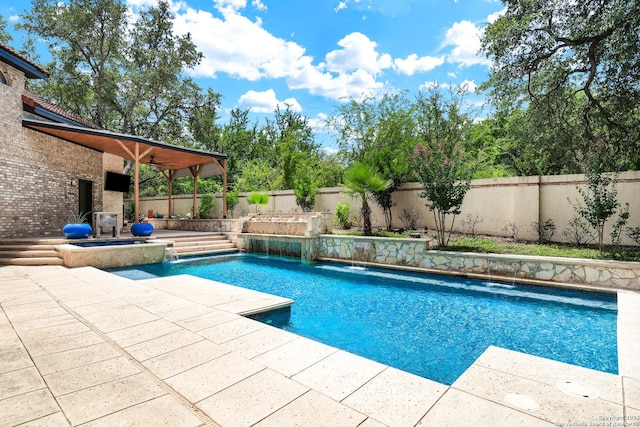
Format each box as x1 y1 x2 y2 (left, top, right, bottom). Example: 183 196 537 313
247 192 269 213
342 163 391 235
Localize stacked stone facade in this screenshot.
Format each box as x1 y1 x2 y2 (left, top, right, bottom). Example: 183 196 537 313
0 54 117 238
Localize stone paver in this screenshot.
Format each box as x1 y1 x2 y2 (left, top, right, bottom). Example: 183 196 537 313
197 369 308 427
56 373 166 425
0 264 637 427
292 350 387 401
342 367 446 427
416 388 555 426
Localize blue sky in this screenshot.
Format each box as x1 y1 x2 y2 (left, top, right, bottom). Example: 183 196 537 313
4 0 504 149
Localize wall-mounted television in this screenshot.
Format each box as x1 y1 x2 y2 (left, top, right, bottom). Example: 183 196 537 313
104 171 131 192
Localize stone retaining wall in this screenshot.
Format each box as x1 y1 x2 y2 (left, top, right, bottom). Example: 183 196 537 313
316 235 640 290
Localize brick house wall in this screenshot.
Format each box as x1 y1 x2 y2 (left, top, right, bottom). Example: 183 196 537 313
0 57 121 238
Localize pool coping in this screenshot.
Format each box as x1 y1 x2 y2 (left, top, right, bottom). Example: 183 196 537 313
1 265 639 426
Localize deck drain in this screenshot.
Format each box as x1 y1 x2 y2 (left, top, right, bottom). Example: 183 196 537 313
504 393 539 411
555 380 599 399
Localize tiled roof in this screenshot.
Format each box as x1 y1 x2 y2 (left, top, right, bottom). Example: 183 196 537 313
22 90 101 129
0 43 50 78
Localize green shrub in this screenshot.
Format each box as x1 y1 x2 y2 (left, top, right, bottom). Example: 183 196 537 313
226 189 239 218
198 194 214 219
334 202 351 229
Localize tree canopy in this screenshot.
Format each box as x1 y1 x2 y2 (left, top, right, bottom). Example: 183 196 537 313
481 0 640 171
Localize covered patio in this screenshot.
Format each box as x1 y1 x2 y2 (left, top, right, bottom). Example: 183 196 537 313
22 117 228 223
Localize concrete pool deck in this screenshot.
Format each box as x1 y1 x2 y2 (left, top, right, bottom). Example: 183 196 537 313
1 265 639 426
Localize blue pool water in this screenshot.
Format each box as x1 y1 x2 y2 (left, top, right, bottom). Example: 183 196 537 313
109 254 618 385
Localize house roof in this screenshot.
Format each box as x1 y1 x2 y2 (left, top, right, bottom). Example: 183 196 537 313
0 43 49 79
22 91 100 129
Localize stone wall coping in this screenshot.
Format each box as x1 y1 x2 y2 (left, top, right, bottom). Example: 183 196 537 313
430 249 640 270
321 234 433 243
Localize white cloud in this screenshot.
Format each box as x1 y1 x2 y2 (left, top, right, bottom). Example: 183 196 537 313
171 4 389 101
251 0 267 11
442 20 490 67
213 0 247 13
237 89 302 113
324 32 392 75
334 2 347 12
8 14 20 23
487 8 506 24
393 53 445 76
459 79 478 93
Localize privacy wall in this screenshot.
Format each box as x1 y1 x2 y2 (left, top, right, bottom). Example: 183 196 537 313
136 170 640 246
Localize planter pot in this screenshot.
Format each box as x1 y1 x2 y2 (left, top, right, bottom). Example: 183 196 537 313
131 223 154 237
63 223 92 239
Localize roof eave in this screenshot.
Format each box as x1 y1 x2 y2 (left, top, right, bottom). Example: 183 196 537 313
0 49 49 79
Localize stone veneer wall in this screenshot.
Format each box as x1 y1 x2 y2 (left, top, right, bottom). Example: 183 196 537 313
57 242 166 268
240 212 333 237
316 235 640 290
0 57 122 238
146 218 240 233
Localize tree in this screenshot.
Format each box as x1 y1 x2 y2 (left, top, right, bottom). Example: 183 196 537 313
413 87 474 247
235 159 280 193
0 15 13 44
570 140 629 255
19 0 210 147
481 0 640 170
342 163 390 236
293 157 320 212
270 105 321 191
329 92 417 229
219 108 260 184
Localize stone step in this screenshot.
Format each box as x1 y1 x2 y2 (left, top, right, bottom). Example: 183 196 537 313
174 243 236 254
0 238 67 246
172 238 229 248
168 234 227 243
0 257 64 266
0 250 59 258
0 244 59 251
177 248 239 258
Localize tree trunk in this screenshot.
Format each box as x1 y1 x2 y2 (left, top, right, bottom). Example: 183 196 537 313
362 200 372 236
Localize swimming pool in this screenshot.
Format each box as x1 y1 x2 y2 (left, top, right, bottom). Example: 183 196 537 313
109 254 618 385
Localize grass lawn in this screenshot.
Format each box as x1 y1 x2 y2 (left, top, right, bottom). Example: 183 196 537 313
338 230 640 262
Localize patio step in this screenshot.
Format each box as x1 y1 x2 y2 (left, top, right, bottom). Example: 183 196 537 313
166 233 238 258
0 239 64 266
168 234 228 243
174 243 237 254
0 257 64 266
0 249 60 258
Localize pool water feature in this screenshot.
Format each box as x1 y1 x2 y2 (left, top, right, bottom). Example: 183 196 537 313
109 254 618 385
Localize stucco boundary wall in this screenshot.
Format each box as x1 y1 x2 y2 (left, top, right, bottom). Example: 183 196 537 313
134 170 640 245
316 235 640 291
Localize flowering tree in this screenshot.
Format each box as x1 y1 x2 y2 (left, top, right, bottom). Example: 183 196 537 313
413 87 474 247
413 142 472 247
